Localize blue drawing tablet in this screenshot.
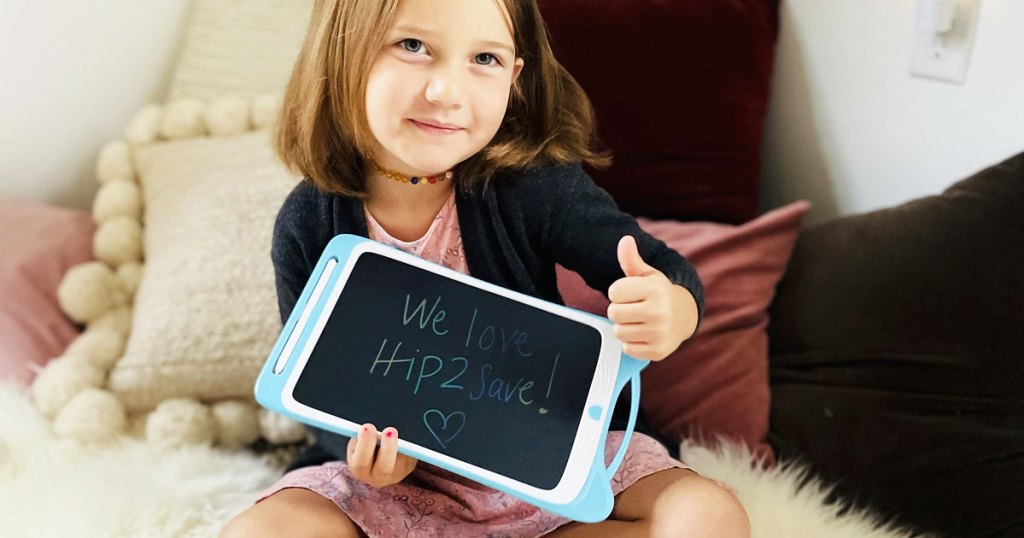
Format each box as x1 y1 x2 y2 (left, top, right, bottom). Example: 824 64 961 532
254 234 649 522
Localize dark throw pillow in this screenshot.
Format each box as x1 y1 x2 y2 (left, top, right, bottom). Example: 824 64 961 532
539 0 780 224
767 151 1024 537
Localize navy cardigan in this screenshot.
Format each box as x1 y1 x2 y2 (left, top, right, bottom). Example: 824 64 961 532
271 162 704 470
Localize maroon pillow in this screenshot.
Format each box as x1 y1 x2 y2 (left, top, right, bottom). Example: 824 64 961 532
540 0 779 224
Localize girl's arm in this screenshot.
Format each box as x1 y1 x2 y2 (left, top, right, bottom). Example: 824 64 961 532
271 181 353 461
272 184 420 480
271 181 332 324
534 164 704 359
608 234 700 360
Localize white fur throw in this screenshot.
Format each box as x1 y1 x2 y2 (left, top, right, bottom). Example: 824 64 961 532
0 382 919 537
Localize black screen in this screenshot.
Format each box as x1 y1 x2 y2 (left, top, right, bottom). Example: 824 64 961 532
292 251 602 489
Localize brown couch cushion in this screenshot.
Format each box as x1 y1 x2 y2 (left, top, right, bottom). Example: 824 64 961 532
767 151 1024 537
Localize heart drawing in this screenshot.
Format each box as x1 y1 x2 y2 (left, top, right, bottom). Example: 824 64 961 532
422 409 466 449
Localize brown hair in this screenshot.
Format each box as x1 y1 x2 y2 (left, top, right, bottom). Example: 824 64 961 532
274 0 610 198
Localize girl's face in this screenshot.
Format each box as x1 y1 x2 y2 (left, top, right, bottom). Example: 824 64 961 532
365 0 525 176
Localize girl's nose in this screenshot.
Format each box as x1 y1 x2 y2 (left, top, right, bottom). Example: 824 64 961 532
424 65 465 109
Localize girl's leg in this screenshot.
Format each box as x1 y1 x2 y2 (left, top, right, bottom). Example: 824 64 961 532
220 488 367 538
545 468 750 538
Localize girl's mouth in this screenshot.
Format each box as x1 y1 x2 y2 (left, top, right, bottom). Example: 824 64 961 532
410 119 464 136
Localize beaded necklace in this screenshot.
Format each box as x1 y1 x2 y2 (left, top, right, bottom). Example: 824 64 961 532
372 162 454 185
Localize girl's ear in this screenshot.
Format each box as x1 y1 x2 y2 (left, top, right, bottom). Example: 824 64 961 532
512 58 525 84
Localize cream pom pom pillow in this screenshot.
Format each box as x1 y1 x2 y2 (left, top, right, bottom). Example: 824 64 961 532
31 96 307 447
112 113 294 411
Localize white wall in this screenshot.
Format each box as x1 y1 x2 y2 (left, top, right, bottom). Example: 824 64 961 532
762 0 1024 224
0 0 191 210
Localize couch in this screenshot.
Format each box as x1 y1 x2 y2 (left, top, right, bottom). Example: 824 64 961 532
1 1 1020 537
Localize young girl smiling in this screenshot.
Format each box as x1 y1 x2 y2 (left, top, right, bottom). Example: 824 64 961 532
223 0 749 536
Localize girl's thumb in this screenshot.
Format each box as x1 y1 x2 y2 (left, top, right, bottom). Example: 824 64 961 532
617 235 654 277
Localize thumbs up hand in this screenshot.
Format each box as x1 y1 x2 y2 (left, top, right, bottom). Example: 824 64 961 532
607 235 699 361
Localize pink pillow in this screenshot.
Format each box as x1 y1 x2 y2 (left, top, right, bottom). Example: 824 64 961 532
0 197 96 387
556 201 810 460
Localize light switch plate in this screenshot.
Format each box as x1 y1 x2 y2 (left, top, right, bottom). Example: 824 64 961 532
910 0 981 84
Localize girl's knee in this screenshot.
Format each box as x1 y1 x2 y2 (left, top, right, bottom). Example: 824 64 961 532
654 477 750 538
220 488 363 538
220 510 269 538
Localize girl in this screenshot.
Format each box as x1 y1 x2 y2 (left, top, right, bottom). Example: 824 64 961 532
223 0 749 536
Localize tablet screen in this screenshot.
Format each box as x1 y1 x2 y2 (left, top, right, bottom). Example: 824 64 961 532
291 251 602 490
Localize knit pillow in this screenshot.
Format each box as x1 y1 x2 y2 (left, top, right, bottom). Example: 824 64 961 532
167 0 313 101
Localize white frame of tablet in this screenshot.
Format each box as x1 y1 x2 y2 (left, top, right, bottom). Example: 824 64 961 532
277 240 621 504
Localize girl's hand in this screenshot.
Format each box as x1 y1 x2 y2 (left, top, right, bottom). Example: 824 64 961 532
347 424 418 488
607 235 700 361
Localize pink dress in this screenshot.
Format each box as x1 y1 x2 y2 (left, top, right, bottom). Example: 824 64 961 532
256 191 689 537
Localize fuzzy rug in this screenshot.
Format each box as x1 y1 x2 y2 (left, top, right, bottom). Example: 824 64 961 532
0 382 922 537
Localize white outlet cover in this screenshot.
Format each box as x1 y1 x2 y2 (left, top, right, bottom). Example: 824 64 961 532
910 0 981 84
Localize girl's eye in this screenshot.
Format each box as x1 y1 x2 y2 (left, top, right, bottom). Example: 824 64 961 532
399 39 424 54
475 53 501 66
